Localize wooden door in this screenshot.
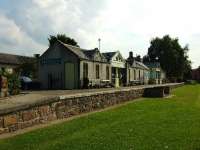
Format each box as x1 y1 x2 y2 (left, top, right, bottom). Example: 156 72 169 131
65 62 75 89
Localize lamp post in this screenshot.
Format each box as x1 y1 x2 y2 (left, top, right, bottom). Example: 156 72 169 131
98 38 101 51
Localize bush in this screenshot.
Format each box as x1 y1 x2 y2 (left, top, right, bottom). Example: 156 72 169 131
6 73 21 95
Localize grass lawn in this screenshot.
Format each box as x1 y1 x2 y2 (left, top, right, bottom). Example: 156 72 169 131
0 84 200 150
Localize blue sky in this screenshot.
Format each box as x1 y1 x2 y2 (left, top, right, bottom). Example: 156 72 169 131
0 0 199 68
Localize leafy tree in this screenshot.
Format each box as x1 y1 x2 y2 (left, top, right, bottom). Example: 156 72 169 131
142 55 150 63
48 34 79 47
146 35 191 81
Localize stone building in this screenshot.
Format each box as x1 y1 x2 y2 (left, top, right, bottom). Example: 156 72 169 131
0 52 35 74
102 51 126 87
39 40 111 89
103 51 150 87
126 52 149 85
145 62 165 84
192 67 200 81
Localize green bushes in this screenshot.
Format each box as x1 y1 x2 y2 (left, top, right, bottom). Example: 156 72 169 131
6 73 21 95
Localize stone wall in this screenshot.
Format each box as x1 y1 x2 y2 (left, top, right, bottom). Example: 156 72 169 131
0 83 184 135
0 88 144 134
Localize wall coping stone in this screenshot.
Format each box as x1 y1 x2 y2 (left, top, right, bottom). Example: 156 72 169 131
0 83 184 116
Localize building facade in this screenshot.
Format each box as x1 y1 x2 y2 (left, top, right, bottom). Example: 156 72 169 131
39 41 111 89
126 52 149 85
0 52 35 74
103 51 126 87
192 67 200 81
145 62 165 84
39 41 166 89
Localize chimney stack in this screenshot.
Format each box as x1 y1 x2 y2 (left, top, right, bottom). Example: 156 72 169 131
127 51 135 66
129 51 133 58
34 54 40 59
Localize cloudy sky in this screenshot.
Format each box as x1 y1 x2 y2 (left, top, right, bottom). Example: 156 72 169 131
0 0 199 68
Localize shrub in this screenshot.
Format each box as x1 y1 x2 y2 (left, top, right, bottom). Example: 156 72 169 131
5 73 21 95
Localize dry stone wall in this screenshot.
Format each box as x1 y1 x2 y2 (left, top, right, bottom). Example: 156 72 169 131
0 89 144 134
0 83 184 135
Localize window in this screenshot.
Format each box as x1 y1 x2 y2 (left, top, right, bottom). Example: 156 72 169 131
134 70 136 80
83 63 88 78
96 64 100 79
156 71 161 79
139 70 141 79
106 66 110 80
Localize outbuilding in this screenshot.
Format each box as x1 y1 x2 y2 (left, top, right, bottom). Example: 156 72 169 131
39 40 111 89
0 52 35 74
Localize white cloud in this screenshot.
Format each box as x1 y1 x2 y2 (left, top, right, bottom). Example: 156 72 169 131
0 14 45 56
0 0 199 68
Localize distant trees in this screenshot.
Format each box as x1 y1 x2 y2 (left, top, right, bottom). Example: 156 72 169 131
143 35 191 81
48 34 79 47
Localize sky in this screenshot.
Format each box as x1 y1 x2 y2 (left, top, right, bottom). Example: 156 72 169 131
0 0 199 68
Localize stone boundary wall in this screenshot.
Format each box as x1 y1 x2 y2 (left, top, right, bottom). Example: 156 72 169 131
0 83 184 135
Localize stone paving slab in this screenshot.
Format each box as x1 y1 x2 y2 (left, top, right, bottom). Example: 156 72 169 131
0 83 183 116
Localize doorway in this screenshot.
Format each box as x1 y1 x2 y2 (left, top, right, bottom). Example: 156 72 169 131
65 62 75 89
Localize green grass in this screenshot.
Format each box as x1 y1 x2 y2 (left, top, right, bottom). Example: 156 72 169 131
0 85 200 150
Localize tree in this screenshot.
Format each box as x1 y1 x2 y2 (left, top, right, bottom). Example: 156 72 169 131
142 55 150 63
48 34 79 47
147 35 191 81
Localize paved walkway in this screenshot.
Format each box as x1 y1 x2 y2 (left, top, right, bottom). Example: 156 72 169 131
0 83 182 115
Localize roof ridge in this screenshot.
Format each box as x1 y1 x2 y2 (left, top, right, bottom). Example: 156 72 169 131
58 40 94 51
0 52 34 58
57 40 80 48
102 51 117 54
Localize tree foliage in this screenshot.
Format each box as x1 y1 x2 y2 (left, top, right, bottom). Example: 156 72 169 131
48 34 79 47
143 35 191 81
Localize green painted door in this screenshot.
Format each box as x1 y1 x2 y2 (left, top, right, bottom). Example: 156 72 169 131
65 62 75 89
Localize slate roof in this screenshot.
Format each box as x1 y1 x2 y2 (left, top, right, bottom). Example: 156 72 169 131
61 42 88 60
135 61 149 70
126 55 149 70
59 41 108 63
102 52 117 61
0 52 35 66
144 62 161 68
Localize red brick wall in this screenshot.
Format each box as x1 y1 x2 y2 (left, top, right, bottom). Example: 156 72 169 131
192 68 200 81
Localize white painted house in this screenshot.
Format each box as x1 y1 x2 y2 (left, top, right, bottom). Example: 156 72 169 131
102 51 126 87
